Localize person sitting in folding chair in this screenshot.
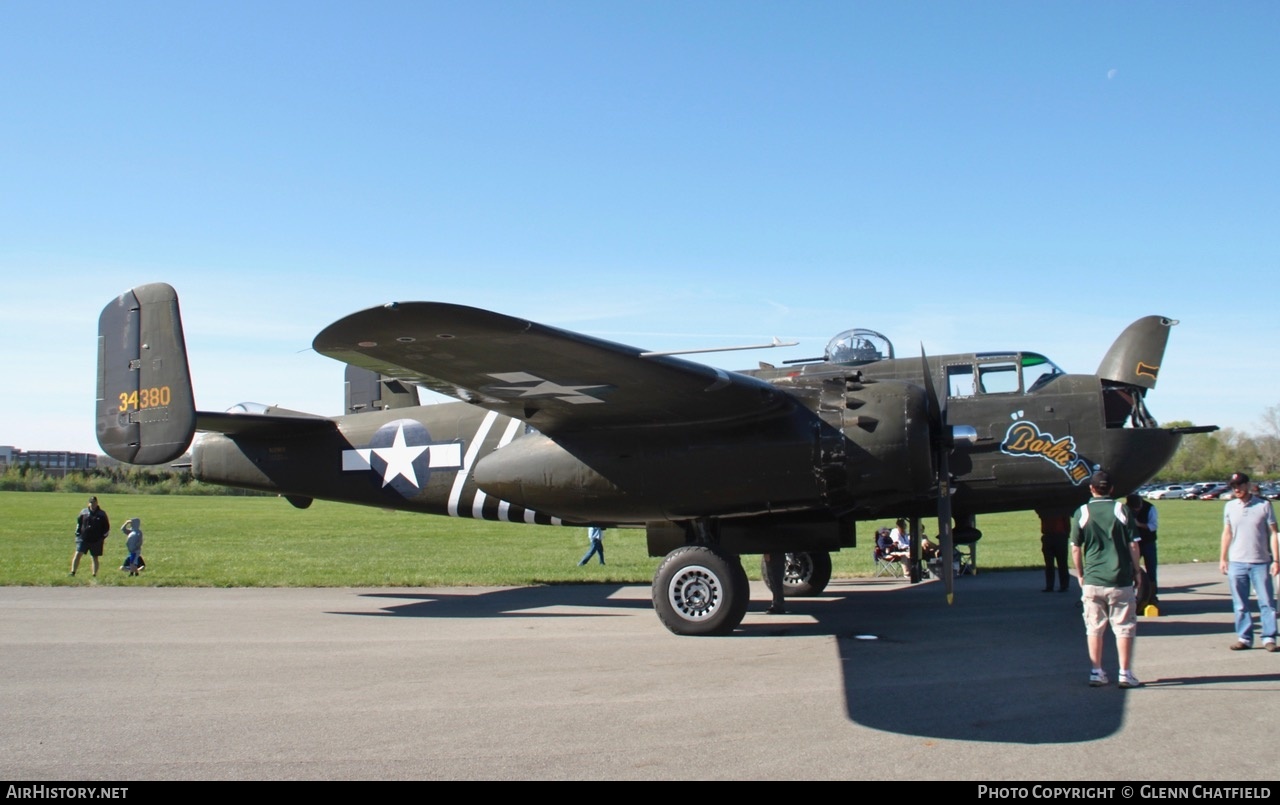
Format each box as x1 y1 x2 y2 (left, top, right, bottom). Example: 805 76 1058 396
889 519 913 570
874 524 910 578
918 533 938 577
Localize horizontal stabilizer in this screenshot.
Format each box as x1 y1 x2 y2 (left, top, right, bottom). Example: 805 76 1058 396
1167 424 1219 435
195 409 336 436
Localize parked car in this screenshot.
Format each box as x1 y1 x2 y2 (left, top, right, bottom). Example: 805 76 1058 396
1199 484 1230 500
1182 482 1219 499
1147 485 1191 500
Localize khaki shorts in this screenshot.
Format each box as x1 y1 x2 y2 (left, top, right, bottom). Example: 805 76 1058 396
1081 584 1137 638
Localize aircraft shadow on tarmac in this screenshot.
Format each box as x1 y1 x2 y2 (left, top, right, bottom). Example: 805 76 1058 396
335 584 652 620
322 571 1277 745
784 575 1280 744
810 576 1131 744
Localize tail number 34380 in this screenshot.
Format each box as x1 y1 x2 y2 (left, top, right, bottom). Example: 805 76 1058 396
117 387 172 412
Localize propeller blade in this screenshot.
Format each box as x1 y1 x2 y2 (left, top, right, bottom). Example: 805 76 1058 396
921 346 955 603
919 345 943 435
939 449 954 604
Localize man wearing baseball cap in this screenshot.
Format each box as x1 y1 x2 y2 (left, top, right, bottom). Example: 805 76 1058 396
1220 472 1279 651
1071 469 1142 688
70 495 110 577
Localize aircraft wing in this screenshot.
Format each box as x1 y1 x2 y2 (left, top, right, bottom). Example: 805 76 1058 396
313 302 795 432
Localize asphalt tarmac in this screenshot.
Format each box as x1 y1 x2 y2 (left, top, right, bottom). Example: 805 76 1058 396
2 561 1277 781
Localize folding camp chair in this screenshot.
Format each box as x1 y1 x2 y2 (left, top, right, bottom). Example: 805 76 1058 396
873 546 905 578
955 529 981 576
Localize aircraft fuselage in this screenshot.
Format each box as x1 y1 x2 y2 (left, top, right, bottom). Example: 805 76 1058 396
190 355 1179 551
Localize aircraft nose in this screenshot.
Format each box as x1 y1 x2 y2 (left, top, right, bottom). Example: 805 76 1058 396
1100 428 1182 492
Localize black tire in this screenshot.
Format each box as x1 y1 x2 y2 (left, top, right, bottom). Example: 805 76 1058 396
1135 568 1154 610
653 546 749 636
760 551 833 597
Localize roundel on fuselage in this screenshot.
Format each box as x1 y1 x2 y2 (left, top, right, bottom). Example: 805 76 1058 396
362 418 442 498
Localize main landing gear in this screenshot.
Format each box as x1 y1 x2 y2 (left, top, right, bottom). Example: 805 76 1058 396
651 547 834 636
760 551 833 598
652 546 749 636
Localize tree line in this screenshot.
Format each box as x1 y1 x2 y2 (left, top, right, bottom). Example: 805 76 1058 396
0 463 265 496
1150 403 1280 482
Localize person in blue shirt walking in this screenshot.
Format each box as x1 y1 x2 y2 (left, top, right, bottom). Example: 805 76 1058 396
578 526 605 566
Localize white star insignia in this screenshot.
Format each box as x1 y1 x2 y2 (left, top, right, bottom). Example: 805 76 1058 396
371 424 429 487
487 372 608 404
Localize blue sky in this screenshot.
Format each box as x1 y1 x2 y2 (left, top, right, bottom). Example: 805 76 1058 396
2 1 1276 453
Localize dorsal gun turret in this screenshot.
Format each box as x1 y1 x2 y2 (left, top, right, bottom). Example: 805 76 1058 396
825 328 894 365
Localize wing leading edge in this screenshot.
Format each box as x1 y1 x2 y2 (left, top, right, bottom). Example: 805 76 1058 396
313 302 795 432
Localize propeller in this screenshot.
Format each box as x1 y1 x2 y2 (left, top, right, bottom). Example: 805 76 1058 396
920 347 955 603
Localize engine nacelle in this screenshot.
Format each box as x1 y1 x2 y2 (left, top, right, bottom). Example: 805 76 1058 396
813 378 935 507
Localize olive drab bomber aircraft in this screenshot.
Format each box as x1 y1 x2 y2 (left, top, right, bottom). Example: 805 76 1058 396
96 283 1215 636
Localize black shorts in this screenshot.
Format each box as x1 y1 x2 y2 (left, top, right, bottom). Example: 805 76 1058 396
75 539 105 557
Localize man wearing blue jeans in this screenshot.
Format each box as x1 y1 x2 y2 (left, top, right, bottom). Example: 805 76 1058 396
1220 472 1280 652
578 526 605 566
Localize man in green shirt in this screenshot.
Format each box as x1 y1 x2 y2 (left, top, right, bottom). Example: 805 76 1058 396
1071 470 1142 688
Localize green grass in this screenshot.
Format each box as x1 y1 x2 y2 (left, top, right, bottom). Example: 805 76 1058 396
0 492 1231 587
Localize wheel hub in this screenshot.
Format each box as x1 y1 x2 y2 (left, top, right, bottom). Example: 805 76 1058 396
668 565 721 621
783 552 813 586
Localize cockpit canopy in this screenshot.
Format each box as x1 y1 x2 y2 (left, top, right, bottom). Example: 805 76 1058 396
945 352 1065 398
227 402 273 414
825 328 894 365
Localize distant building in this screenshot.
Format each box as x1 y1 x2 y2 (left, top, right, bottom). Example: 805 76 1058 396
0 446 99 477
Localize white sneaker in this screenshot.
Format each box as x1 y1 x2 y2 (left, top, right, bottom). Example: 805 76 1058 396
1118 671 1142 689
1089 669 1109 687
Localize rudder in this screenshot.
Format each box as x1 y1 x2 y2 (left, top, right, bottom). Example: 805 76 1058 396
96 283 197 465
1095 316 1176 391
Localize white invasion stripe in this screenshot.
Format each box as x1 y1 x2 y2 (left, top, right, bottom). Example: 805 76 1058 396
342 448 373 471
493 418 523 521
497 417 522 447
448 411 499 518
474 417 518 518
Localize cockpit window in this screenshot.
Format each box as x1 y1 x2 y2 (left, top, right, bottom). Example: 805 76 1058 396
946 353 1065 398
1023 353 1065 393
947 365 976 398
977 361 1019 394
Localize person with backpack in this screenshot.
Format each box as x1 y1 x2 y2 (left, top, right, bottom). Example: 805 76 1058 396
1071 471 1142 689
